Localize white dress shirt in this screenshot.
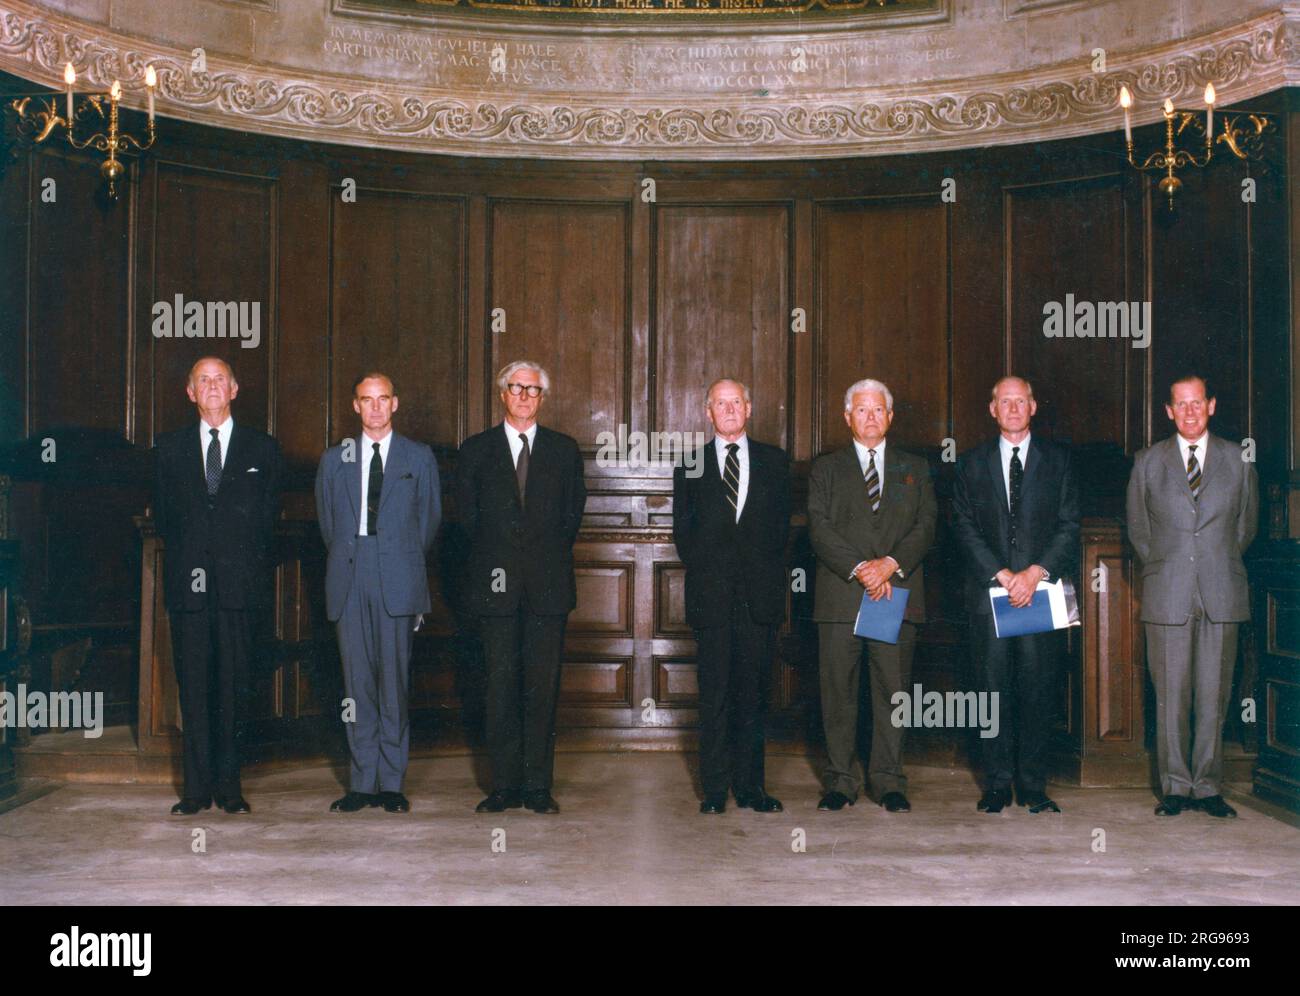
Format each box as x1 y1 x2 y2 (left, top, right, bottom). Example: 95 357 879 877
998 432 1031 510
358 430 393 535
1176 431 1209 479
199 415 234 469
505 420 538 467
713 433 749 521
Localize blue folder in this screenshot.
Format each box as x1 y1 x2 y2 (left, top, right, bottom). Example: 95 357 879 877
989 586 1055 639
853 585 910 644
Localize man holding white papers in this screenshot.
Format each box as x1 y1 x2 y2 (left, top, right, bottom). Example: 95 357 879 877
952 376 1080 814
809 379 936 813
1126 374 1257 819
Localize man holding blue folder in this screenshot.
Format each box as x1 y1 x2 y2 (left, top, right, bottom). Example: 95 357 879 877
809 379 936 813
952 376 1079 814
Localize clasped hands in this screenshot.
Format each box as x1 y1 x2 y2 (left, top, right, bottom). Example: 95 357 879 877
997 566 1047 608
853 557 899 601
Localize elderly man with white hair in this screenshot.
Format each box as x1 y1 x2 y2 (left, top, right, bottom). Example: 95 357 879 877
807 378 936 813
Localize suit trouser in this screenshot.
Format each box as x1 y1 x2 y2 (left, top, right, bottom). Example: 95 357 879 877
479 598 567 793
336 537 415 794
692 593 773 798
970 613 1061 793
170 601 251 801
1145 587 1238 799
818 620 916 800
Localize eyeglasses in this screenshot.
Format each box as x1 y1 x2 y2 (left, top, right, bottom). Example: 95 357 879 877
506 383 543 398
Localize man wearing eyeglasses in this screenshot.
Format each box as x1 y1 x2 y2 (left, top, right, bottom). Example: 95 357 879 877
455 361 587 814
1126 374 1258 819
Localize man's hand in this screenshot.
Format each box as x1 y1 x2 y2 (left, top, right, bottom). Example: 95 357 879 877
998 566 1044 608
855 558 896 593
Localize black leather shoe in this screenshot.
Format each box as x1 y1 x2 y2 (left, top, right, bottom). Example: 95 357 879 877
817 791 854 811
523 791 559 814
1018 790 1060 814
215 795 251 814
379 791 410 814
881 791 911 813
735 791 783 812
699 793 727 814
330 791 379 813
1196 795 1237 819
1154 794 1191 816
475 790 523 813
170 797 211 816
977 787 1012 813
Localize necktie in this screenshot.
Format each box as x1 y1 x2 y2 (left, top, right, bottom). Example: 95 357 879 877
367 442 383 534
723 443 740 517
516 433 530 506
1009 446 1023 548
205 427 222 497
865 449 880 513
1186 444 1201 501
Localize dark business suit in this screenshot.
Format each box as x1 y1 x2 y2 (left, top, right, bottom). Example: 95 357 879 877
315 432 441 794
808 443 936 801
455 423 587 793
154 421 281 803
672 437 790 799
1126 433 1258 799
951 436 1080 795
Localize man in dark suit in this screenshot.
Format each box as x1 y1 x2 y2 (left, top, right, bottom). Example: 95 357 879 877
1126 374 1258 818
951 376 1080 814
672 379 790 815
809 378 936 813
153 356 281 816
315 373 441 814
455 360 587 814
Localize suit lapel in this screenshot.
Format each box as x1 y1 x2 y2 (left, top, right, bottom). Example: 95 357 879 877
986 442 1009 518
736 441 762 528
379 433 406 513
1164 436 1197 508
190 424 210 499
497 423 524 508
346 436 364 527
1020 438 1043 511
220 424 247 492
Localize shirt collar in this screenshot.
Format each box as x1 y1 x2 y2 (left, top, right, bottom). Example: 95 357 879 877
505 421 537 446
853 437 886 464
200 415 233 440
999 432 1031 458
1177 432 1208 455
362 429 393 457
714 433 747 454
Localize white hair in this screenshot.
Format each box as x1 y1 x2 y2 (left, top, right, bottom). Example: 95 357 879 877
843 378 893 413
704 378 751 408
496 360 551 396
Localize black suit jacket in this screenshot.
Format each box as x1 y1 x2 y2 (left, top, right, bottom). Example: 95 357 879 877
454 423 587 617
672 438 791 630
950 436 1080 615
154 421 282 613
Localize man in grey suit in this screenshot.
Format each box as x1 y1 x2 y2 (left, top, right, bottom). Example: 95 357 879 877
1126 374 1257 818
809 378 936 813
316 372 441 814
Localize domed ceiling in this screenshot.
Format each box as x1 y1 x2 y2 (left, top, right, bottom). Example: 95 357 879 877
1 0 1296 158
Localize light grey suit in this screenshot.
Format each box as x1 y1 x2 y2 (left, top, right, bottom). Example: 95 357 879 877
316 432 441 794
1126 432 1258 799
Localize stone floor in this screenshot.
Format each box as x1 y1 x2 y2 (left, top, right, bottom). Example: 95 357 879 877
2 753 1297 905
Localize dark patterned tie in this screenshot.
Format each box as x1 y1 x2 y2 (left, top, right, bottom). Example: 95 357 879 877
516 433 530 507
1186 444 1201 501
1009 446 1023 549
367 442 383 534
205 427 222 497
723 443 740 517
865 448 881 513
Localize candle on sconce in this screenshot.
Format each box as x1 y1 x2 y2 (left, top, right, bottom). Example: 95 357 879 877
145 65 156 122
1119 85 1132 143
110 79 121 103
1163 98 1174 118
63 62 75 124
1205 83 1216 140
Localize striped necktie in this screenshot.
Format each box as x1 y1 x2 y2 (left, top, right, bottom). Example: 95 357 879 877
865 449 880 513
1186 443 1201 501
723 443 740 518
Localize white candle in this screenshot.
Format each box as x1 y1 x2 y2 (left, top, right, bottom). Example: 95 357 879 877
1119 86 1132 143
1204 83 1216 140
145 65 156 122
63 62 75 123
